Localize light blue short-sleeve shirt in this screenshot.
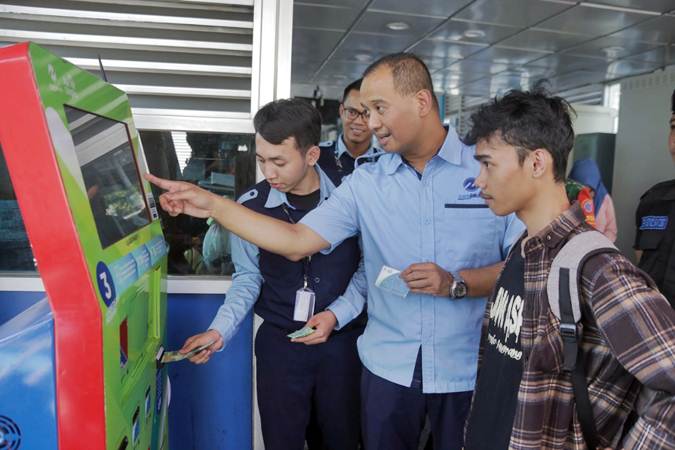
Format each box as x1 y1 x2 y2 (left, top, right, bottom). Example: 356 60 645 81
301 127 524 393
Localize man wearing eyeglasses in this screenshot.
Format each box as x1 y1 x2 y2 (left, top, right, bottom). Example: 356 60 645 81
318 79 382 176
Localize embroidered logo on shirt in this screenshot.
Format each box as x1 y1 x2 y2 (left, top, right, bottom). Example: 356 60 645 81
463 177 479 192
640 215 668 230
457 177 482 200
457 177 480 200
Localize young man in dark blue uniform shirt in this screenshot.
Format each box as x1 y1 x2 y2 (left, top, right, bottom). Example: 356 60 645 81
634 89 675 308
179 99 366 450
318 78 381 177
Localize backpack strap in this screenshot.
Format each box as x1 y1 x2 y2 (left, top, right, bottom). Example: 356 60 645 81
547 230 618 450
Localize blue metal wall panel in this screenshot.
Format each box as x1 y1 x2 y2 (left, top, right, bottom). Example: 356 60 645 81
0 298 58 450
0 291 45 326
0 290 253 450
166 293 253 450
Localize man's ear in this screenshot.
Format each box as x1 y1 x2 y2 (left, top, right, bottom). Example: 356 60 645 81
339 103 345 118
416 89 435 117
306 145 321 166
530 148 550 179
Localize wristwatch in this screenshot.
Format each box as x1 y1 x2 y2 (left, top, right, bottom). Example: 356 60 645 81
450 272 468 299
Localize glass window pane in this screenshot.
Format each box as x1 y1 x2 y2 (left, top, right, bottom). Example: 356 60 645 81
139 131 256 276
0 144 37 273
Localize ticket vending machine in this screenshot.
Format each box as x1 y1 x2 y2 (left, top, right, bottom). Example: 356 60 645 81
0 43 169 450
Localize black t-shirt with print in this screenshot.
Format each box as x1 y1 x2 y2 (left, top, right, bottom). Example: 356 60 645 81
465 242 525 450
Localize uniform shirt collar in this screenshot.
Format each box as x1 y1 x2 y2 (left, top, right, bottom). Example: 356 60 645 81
264 164 335 209
336 133 380 160
383 125 464 175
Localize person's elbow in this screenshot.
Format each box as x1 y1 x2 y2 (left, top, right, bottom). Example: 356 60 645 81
283 225 323 261
286 252 306 262
286 248 313 262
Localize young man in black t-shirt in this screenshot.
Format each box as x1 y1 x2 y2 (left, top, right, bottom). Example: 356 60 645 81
463 90 675 450
464 239 524 449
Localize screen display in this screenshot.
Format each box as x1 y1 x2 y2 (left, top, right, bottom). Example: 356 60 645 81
65 105 150 248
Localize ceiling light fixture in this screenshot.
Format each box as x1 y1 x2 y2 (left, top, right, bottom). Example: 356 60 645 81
463 29 486 39
386 21 410 31
355 53 372 62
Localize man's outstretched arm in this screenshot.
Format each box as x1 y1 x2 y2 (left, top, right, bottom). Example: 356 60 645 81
146 174 329 261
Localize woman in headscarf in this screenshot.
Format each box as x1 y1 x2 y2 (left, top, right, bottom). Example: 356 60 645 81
569 158 618 241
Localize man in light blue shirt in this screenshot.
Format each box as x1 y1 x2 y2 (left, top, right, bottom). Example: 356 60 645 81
147 53 522 450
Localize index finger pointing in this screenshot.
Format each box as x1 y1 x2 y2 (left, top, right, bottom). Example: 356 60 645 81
145 173 176 191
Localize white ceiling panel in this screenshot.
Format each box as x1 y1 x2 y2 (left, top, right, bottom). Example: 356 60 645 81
292 27 344 61
293 3 362 31
428 19 520 45
368 0 473 18
408 38 485 60
608 14 675 44
500 29 591 53
622 45 675 64
564 34 663 60
524 53 610 73
453 0 575 28
330 31 416 62
464 45 550 65
354 10 445 36
296 0 368 8
290 0 675 105
579 0 675 14
536 4 653 36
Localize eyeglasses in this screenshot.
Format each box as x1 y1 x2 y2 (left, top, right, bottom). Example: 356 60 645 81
343 106 369 121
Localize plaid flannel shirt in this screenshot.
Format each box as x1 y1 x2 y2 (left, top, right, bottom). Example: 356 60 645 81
476 203 675 450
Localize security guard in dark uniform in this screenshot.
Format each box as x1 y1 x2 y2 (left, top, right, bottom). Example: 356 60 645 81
179 99 366 450
634 89 675 308
317 78 382 177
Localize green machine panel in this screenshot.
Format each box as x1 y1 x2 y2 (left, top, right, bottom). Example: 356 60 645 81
0 42 169 450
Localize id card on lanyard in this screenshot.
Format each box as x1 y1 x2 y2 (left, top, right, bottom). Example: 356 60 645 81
281 204 316 322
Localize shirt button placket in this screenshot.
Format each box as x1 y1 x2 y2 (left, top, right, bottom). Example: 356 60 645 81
420 172 435 390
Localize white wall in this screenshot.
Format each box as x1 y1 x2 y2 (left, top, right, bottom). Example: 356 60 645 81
571 104 617 135
612 67 675 258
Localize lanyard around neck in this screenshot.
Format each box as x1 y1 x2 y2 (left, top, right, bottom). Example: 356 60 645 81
280 203 312 288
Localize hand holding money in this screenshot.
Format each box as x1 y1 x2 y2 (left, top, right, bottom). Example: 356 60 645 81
291 310 337 345
400 262 452 296
178 329 223 365
375 265 410 297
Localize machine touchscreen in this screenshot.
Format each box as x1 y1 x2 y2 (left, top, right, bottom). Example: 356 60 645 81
65 105 150 248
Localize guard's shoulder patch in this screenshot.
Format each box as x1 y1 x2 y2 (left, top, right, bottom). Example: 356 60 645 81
237 188 258 204
640 215 669 231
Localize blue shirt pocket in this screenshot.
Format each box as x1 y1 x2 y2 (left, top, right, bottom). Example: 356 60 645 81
441 203 499 267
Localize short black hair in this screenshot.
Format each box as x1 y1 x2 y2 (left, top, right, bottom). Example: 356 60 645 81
464 89 576 182
363 52 438 110
253 98 321 152
342 78 362 103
